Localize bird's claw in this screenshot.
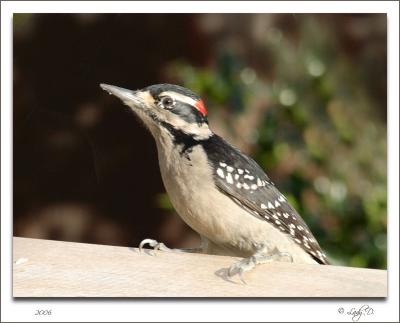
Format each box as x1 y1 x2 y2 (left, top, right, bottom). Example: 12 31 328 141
227 256 256 284
139 238 170 255
227 261 249 284
227 250 293 284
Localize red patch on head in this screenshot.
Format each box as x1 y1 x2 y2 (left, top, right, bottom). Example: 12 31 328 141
195 99 208 117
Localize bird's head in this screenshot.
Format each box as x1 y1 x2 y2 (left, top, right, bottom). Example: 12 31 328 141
100 83 212 141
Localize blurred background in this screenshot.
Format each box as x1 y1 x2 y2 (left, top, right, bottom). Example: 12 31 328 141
13 13 387 269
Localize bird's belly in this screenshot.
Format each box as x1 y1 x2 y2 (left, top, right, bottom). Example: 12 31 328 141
157 144 316 264
165 175 315 264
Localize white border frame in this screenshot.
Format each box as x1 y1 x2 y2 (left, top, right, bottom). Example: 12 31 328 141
1 1 399 322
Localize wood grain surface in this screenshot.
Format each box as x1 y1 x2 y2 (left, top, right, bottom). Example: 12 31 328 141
13 237 387 297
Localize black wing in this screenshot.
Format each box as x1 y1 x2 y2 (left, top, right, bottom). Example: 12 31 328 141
201 135 328 264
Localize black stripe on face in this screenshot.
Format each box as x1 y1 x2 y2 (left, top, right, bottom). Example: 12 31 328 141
168 101 207 125
144 84 207 124
159 121 203 155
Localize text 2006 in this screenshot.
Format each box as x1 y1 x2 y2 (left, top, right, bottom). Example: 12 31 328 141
34 309 52 315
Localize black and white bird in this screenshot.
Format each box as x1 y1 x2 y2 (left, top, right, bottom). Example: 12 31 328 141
100 83 329 281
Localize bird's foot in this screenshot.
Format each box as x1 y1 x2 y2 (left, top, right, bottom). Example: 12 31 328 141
139 238 203 255
227 245 293 284
139 238 172 255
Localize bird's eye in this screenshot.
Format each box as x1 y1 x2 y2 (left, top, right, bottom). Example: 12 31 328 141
161 96 174 108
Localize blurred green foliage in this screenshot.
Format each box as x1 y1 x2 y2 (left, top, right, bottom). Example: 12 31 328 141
161 15 387 269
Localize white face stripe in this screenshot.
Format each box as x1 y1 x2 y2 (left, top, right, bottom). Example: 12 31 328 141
166 114 212 140
159 91 198 107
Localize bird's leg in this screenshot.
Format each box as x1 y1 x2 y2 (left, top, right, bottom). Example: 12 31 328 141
138 238 202 255
227 242 293 284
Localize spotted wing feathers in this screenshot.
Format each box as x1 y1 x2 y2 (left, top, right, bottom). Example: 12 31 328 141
201 135 329 264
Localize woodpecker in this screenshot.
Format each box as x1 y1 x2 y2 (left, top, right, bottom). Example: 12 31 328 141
100 83 329 281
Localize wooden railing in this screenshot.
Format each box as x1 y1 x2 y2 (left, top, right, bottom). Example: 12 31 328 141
13 237 387 297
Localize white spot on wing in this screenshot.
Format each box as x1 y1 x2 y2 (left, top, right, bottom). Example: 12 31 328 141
261 203 267 209
217 168 224 178
267 201 275 209
251 184 258 190
238 169 244 174
257 178 263 186
219 162 227 167
226 166 234 172
226 173 233 184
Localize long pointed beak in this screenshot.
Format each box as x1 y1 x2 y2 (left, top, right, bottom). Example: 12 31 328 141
100 83 141 105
